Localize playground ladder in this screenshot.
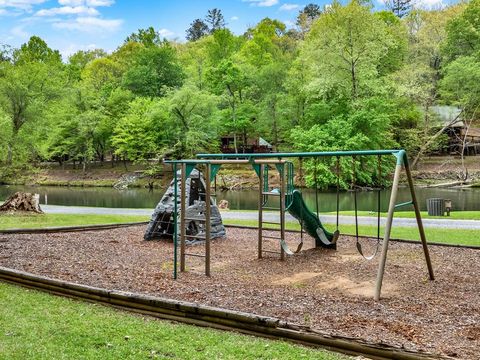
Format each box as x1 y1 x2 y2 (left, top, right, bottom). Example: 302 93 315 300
257 162 294 260
179 163 212 276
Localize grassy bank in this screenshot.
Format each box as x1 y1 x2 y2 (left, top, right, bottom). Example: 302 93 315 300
0 213 149 230
223 219 480 247
0 283 346 360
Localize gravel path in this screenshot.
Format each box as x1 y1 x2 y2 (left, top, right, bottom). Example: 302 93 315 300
1 225 479 359
42 204 480 230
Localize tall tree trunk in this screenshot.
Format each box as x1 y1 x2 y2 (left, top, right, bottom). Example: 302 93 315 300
232 102 238 154
271 99 278 151
6 144 13 165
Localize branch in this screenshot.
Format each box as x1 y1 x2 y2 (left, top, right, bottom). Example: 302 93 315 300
411 109 464 169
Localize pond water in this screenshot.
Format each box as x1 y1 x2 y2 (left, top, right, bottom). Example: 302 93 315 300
1 184 479 212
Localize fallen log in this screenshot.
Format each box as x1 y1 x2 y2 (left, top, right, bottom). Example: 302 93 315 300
426 180 471 188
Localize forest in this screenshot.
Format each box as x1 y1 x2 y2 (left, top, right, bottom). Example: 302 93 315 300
0 0 479 186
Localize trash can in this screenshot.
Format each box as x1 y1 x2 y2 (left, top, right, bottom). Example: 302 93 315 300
427 198 445 216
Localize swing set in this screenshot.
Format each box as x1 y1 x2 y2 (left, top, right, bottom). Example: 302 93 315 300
164 149 434 301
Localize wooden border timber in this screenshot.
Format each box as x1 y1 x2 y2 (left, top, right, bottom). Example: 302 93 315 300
0 266 449 360
0 222 148 235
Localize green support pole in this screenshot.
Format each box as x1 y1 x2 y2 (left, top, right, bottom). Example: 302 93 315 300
173 163 178 280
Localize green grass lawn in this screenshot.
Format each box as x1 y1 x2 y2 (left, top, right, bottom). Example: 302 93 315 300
0 283 347 360
231 209 480 220
0 213 149 230
326 210 480 220
223 219 480 247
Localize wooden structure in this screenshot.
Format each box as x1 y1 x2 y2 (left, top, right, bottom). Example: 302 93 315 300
220 136 273 154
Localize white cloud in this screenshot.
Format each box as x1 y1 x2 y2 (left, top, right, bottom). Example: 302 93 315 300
86 0 113 6
10 24 29 38
231 16 239 21
35 5 99 16
158 28 174 38
284 20 295 27
413 0 443 9
279 3 300 11
0 0 47 11
58 0 114 6
378 0 444 9
58 0 83 5
53 16 122 33
243 0 279 7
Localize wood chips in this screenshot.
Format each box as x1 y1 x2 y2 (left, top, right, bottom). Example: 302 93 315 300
0 225 479 359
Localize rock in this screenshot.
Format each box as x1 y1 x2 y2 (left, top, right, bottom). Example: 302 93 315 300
218 199 229 210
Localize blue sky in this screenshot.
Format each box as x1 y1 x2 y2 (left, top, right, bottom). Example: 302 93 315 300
0 0 447 59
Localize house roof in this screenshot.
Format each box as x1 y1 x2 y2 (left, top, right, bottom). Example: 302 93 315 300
431 106 464 127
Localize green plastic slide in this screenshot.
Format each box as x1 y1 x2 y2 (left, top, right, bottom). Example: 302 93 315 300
287 189 337 249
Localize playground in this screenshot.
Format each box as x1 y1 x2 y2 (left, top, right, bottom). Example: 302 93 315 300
1 150 479 358
0 225 479 358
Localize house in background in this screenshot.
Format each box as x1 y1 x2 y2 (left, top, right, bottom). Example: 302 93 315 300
431 106 480 156
220 136 273 153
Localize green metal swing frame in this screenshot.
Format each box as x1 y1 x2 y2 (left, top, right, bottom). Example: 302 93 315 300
165 149 434 301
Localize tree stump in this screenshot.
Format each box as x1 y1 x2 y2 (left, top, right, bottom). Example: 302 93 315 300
0 192 43 213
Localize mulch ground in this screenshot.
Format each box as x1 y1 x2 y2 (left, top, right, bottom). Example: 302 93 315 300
1 225 479 359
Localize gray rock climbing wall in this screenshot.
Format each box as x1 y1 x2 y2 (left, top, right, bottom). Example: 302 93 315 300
144 169 226 242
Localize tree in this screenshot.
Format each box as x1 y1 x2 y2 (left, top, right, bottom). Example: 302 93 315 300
186 19 209 41
13 36 62 65
241 18 287 66
68 49 107 81
122 45 184 97
441 0 480 114
207 60 249 153
82 57 123 92
0 37 63 165
166 85 221 157
384 0 412 18
442 0 480 62
296 3 322 35
206 29 241 65
205 8 225 33
124 27 164 47
111 98 161 162
301 1 395 100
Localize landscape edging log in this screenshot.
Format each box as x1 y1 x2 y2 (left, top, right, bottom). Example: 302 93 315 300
0 266 450 360
0 222 149 234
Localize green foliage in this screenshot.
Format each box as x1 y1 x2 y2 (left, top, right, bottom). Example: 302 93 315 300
122 45 184 97
124 27 165 47
111 97 161 161
441 0 480 114
443 0 480 61
440 52 480 112
1 2 474 186
301 1 396 100
13 36 62 65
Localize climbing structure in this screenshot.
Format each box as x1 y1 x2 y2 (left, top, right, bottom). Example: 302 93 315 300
144 169 225 241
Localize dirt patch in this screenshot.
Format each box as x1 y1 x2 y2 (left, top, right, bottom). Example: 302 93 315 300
273 272 320 285
317 276 398 297
1 226 479 359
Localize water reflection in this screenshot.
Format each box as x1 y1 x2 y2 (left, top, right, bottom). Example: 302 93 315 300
1 184 479 212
